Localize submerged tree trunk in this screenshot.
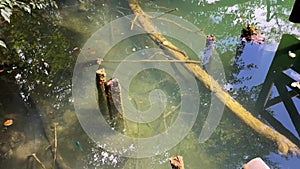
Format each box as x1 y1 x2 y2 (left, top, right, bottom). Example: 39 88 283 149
127 0 300 155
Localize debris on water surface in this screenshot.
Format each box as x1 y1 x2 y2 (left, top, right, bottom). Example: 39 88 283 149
76 141 83 151
3 119 13 127
73 47 79 51
288 51 296 58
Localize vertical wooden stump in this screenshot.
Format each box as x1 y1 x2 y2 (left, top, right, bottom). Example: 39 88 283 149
96 68 110 121
105 77 125 130
96 68 125 131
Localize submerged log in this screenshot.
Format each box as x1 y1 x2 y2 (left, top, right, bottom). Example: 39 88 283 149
127 0 300 154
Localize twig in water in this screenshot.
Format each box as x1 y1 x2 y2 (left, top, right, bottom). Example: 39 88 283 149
31 153 47 169
44 144 51 151
153 8 179 19
52 123 58 169
163 104 180 118
131 15 139 30
98 59 200 64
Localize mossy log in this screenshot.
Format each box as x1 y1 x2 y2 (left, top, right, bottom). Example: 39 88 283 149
127 0 300 154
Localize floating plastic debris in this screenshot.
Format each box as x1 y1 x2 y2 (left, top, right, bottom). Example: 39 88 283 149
76 141 83 151
288 51 296 58
131 47 136 52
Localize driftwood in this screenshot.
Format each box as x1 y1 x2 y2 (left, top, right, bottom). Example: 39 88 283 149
127 0 300 154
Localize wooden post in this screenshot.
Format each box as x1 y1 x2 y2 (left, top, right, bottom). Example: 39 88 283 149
96 68 125 131
105 77 125 130
96 68 110 121
127 0 300 154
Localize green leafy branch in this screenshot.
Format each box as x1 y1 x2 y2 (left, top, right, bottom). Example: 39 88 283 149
0 0 58 48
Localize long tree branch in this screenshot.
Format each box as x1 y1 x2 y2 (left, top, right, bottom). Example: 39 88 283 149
127 0 300 155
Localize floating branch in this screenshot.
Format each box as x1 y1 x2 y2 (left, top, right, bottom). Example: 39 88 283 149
127 0 300 155
30 153 47 169
98 58 201 64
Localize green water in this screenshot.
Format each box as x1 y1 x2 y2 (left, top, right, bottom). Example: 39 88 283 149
0 0 299 168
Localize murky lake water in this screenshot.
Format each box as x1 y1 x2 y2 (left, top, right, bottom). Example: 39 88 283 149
0 0 300 168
